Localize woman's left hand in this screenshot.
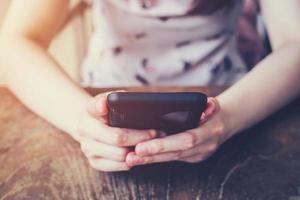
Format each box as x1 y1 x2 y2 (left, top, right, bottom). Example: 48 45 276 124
126 97 234 166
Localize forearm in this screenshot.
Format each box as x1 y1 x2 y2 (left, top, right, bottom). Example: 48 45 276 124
0 36 91 137
218 42 300 135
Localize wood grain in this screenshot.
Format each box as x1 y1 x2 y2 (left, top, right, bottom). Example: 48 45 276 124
1 87 300 200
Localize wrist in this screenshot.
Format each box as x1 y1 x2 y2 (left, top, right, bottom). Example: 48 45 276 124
68 92 93 141
216 95 241 139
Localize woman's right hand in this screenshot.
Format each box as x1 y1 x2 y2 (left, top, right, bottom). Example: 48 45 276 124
74 92 157 172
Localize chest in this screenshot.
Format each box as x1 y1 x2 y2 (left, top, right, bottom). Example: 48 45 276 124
106 0 235 16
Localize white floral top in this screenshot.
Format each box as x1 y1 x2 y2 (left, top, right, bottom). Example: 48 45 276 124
81 0 247 87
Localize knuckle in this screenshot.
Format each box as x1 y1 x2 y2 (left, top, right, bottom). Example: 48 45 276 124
112 131 128 146
151 141 164 154
115 149 128 161
214 122 226 137
207 143 218 152
182 132 197 149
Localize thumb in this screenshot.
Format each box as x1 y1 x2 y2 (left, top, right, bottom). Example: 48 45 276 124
86 92 111 119
200 97 220 123
87 90 126 119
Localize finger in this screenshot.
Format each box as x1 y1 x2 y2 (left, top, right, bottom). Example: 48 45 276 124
178 141 217 158
87 92 112 119
200 97 220 123
87 90 127 122
88 157 131 172
157 130 167 138
80 117 157 146
180 153 210 163
128 142 217 166
135 129 209 156
126 152 180 166
81 138 129 161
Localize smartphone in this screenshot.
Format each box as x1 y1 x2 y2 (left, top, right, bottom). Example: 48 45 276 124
107 92 207 134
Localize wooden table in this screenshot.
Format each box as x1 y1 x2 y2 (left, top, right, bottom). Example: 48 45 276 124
1 87 300 200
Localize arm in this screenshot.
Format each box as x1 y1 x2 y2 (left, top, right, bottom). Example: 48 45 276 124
218 0 300 134
0 0 88 137
126 0 300 166
0 0 155 171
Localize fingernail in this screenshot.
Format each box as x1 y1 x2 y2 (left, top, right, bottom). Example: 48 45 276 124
136 145 149 156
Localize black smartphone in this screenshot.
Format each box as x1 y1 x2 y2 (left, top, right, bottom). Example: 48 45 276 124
107 92 207 134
